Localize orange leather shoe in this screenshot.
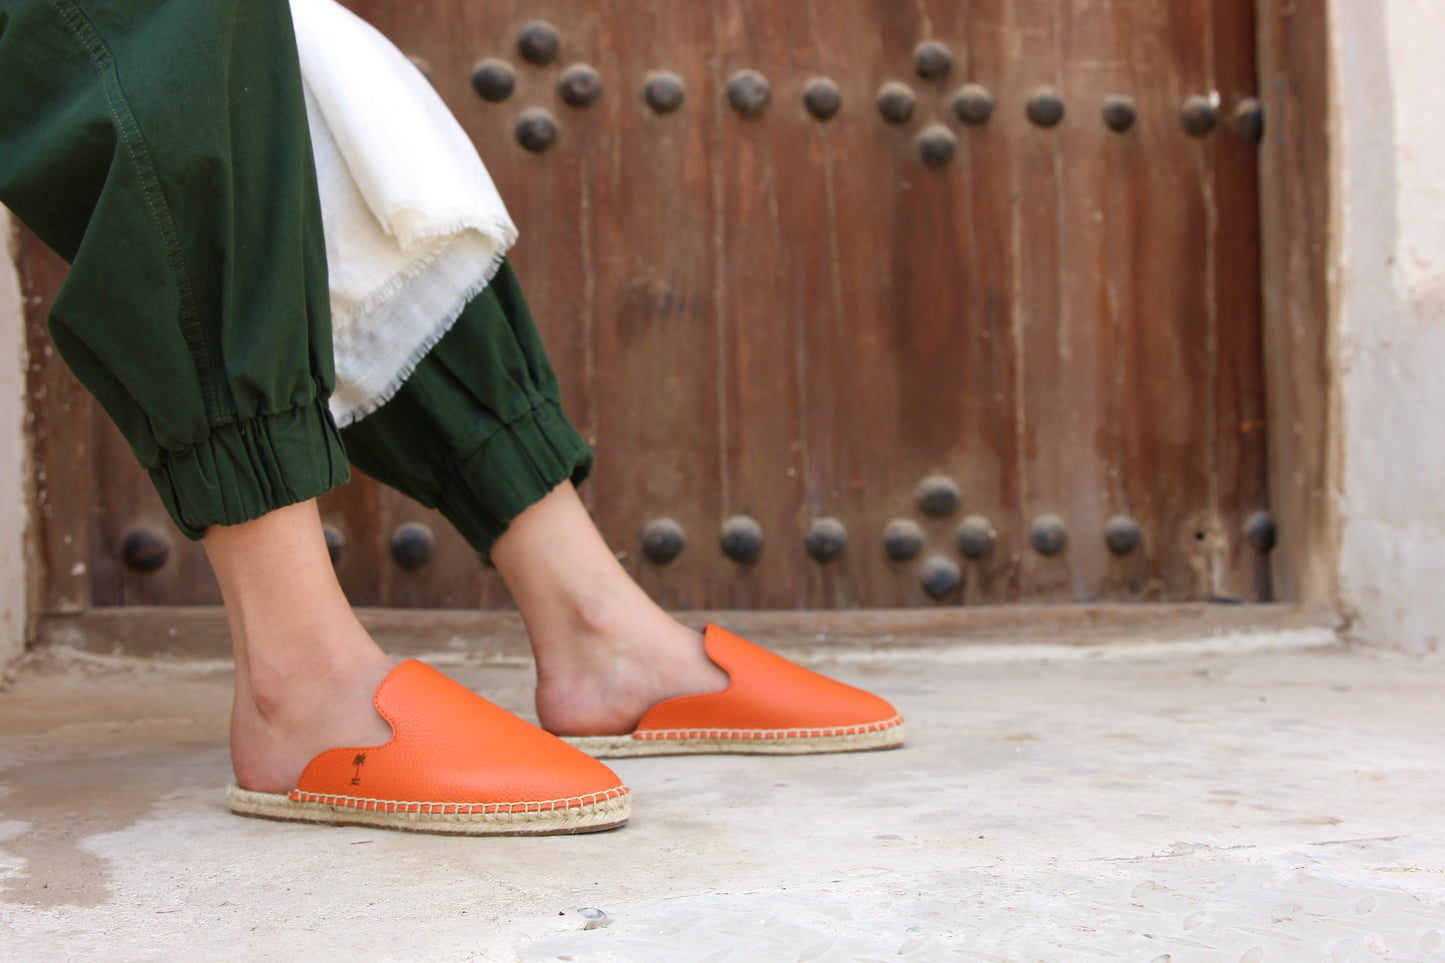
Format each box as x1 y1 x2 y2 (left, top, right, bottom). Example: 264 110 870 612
227 660 630 835
563 624 905 758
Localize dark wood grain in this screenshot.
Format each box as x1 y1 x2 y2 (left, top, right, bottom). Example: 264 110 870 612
17 230 92 615
1112 2 1216 602
954 0 1026 606
1011 1 1074 601
91 416 220 607
584 0 724 611
1056 0 1115 599
1210 0 1271 602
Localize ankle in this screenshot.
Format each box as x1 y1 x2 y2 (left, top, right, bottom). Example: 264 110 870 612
541 615 696 690
532 616 725 736
240 617 388 719
229 628 395 793
525 583 657 661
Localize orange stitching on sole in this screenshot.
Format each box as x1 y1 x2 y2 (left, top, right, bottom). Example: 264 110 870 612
633 714 905 742
285 786 629 814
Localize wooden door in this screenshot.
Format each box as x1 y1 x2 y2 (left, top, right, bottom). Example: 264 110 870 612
18 0 1274 617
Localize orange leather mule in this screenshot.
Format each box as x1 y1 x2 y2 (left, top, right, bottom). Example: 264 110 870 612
227 660 630 835
562 624 905 758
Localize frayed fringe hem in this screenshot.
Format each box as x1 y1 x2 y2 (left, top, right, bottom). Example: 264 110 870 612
329 251 509 429
387 213 518 251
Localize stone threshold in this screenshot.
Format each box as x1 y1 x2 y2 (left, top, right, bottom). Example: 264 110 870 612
33 602 1341 662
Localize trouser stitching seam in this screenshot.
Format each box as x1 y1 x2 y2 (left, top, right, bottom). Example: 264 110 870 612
47 0 221 423
430 402 570 517
443 400 558 482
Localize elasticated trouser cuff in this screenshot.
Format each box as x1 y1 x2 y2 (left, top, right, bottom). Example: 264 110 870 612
3 0 586 545
2 0 342 540
151 398 350 540
433 401 593 553
339 261 594 556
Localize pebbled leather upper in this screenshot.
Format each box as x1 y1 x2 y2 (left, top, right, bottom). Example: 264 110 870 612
632 624 903 736
293 660 626 810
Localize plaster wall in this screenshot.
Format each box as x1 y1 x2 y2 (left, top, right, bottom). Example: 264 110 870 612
0 209 30 670
1332 0 1445 654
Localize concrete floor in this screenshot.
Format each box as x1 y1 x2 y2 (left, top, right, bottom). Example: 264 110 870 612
1 628 1444 962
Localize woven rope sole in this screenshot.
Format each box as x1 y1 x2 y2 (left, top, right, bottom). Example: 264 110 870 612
226 784 630 836
564 717 906 758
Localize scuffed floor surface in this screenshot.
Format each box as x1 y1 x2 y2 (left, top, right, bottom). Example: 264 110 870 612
1 635 1443 962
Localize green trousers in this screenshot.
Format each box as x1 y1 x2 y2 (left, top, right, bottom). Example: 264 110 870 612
0 0 591 552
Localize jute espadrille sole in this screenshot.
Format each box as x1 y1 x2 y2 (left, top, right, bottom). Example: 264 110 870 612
226 784 630 836
564 716 906 758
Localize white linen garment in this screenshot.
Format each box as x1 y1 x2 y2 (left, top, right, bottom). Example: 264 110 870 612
288 0 518 427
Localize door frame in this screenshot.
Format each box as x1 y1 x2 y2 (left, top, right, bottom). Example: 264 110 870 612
1255 0 1335 615
15 0 1338 654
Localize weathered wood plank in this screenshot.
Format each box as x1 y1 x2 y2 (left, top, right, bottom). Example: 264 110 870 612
1209 0 1272 602
1256 0 1334 608
1011 0 1074 602
16 231 91 614
954 0 1027 606
1056 0 1117 600
589 1 724 610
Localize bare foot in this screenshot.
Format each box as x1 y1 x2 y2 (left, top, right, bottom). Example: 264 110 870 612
489 482 729 737
532 608 729 737
228 613 395 794
204 500 396 794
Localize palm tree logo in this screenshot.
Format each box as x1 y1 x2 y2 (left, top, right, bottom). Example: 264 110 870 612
350 754 366 786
